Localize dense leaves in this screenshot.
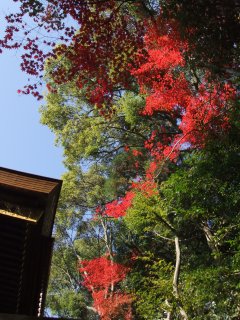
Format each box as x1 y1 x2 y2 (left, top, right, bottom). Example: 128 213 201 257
162 0 240 76
80 257 132 320
1 1 240 319
42 5 240 319
1 0 145 101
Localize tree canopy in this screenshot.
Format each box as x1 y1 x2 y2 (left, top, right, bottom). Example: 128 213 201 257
1 1 240 319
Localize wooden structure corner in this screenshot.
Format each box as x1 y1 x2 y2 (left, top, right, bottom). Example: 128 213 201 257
0 167 62 317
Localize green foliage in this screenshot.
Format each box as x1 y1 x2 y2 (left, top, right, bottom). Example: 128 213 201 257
3 0 240 318
129 255 173 319
162 135 240 231
47 289 88 318
41 63 149 166
116 92 145 126
124 192 168 234
159 136 240 318
181 266 240 319
121 131 240 318
40 21 240 319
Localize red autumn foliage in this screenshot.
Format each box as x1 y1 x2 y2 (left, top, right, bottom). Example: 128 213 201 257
131 149 143 157
1 0 143 103
80 256 129 290
131 180 158 198
80 256 132 319
1 3 239 320
132 19 236 163
92 291 132 320
104 191 135 218
51 1 143 109
103 179 158 219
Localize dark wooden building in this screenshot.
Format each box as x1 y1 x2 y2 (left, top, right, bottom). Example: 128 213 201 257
0 167 62 317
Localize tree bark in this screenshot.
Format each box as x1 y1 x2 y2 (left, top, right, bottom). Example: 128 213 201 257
173 236 188 320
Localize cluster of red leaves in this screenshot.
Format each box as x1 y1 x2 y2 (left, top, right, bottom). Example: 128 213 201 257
92 291 132 320
131 179 158 198
132 23 188 116
103 179 158 218
132 19 236 163
178 82 235 148
50 1 143 111
1 0 143 105
104 191 135 218
1 0 66 99
108 20 236 198
80 256 132 320
145 161 158 180
80 256 129 290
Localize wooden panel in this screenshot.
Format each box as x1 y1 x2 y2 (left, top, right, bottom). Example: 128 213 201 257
0 215 26 314
0 170 58 194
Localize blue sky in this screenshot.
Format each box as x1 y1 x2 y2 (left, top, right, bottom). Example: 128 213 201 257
0 1 65 179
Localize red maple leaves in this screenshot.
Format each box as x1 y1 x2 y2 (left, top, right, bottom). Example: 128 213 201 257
79 19 236 319
104 191 135 218
133 20 236 162
80 257 129 290
1 0 143 104
50 1 143 111
80 256 132 320
2 4 238 319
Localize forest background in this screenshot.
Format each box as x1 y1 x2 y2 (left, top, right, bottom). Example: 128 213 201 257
0 1 240 319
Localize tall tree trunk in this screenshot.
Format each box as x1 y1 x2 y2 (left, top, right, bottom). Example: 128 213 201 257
172 236 188 320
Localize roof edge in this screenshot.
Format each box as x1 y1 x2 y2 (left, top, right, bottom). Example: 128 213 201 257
0 167 62 184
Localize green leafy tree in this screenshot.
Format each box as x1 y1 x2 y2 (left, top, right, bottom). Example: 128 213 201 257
123 129 240 319
35 3 240 319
